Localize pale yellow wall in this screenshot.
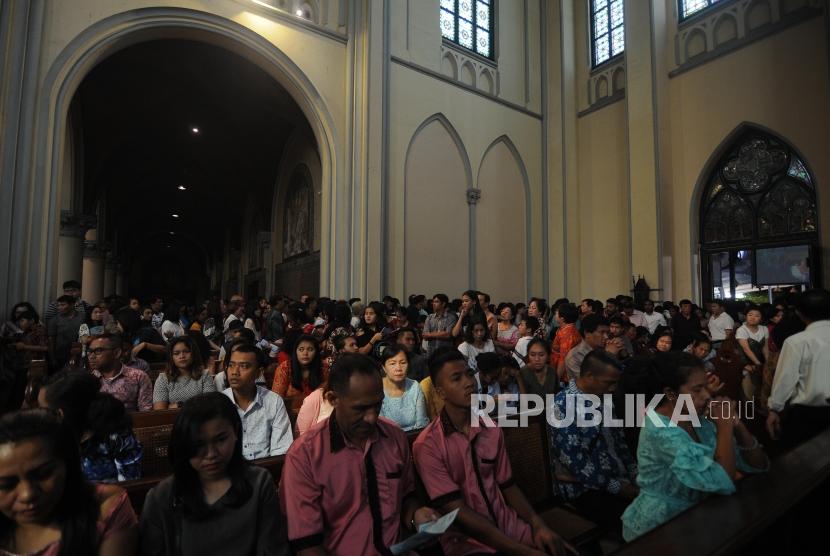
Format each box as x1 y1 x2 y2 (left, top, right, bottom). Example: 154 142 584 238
662 16 830 300
37 1 348 133
476 140 528 302
387 64 544 303
11 0 829 310
387 0 545 303
568 1 829 302
576 101 631 298
568 0 632 300
403 118 470 297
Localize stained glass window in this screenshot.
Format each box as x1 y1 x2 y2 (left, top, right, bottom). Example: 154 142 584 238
699 130 819 300
440 0 494 59
591 0 625 67
680 0 723 21
787 158 812 185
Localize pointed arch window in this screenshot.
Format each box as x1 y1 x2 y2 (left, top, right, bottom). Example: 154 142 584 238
591 0 625 67
680 0 724 21
440 0 494 59
699 130 819 299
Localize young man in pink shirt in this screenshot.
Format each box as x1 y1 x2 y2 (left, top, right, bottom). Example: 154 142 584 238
413 347 575 556
281 353 439 555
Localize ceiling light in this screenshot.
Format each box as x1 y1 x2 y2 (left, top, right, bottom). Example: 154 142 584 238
296 9 304 17
191 127 199 134
172 214 179 218
177 185 186 191
169 232 175 235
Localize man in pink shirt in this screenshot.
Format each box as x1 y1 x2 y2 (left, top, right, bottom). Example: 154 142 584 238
281 353 439 555
413 347 575 556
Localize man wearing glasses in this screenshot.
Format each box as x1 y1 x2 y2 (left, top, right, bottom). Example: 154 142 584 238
88 333 153 411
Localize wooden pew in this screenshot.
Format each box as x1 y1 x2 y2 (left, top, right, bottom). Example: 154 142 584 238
125 416 599 548
611 427 830 555
503 416 602 547
132 409 180 478
145 362 167 385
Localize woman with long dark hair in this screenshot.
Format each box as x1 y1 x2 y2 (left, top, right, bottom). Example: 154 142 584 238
457 315 496 370
139 393 287 555
270 334 327 402
0 409 138 555
37 371 142 483
153 336 217 410
355 301 388 355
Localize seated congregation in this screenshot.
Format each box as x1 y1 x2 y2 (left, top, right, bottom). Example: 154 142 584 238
1 285 829 555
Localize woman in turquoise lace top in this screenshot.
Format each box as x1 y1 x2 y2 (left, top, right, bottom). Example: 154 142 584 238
621 352 769 541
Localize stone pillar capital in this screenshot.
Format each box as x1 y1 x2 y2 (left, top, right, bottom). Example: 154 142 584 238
60 210 96 238
83 241 107 259
466 188 482 205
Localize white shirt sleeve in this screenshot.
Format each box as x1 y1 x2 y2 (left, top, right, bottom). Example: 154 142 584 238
270 395 294 456
768 336 802 412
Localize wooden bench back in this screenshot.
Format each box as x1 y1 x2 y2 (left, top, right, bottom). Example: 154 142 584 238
614 427 830 555
502 416 556 510
145 363 167 386
125 416 597 546
132 409 179 478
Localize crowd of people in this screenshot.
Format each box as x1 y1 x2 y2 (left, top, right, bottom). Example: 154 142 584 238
0 280 828 555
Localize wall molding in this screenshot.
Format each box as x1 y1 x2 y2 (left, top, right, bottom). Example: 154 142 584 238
244 0 348 44
577 89 625 118
671 0 823 77
391 56 541 120
440 43 500 96
585 55 626 113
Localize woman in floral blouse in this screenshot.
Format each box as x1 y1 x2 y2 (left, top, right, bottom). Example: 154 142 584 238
38 370 143 482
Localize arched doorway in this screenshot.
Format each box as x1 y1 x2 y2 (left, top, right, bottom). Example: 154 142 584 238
70 38 322 303
23 7 338 310
699 127 820 301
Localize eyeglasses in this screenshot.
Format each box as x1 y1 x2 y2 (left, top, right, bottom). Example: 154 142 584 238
88 347 115 356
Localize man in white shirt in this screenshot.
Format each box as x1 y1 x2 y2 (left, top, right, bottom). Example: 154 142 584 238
767 289 830 450
707 300 735 345
641 300 667 335
620 302 647 330
223 343 293 459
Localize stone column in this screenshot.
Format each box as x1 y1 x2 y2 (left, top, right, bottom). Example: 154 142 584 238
81 230 105 303
624 0 664 291
104 255 117 297
56 211 95 297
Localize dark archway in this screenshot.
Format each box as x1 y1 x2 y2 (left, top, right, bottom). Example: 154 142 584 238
73 38 319 304
699 127 820 300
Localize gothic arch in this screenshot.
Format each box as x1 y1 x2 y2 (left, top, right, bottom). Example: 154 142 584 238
24 7 339 308
403 113 472 295
475 135 532 299
404 113 473 190
694 123 819 299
